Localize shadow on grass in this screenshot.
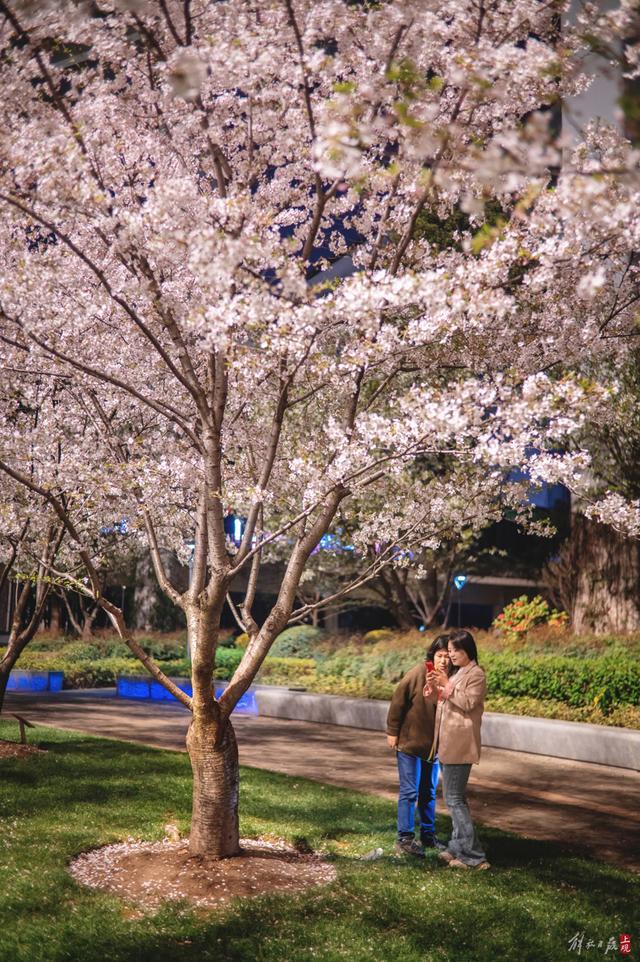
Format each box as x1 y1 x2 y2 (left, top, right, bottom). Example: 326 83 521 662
39 849 640 962
1 722 638 962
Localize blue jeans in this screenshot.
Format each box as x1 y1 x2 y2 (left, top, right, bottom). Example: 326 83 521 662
442 763 487 866
396 751 440 839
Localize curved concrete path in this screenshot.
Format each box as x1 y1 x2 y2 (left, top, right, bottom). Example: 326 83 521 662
4 689 639 872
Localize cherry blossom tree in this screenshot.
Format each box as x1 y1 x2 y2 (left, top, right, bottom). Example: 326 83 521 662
1 0 639 858
0 483 66 710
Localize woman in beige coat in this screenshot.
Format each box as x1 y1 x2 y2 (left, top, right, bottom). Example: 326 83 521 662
424 629 489 870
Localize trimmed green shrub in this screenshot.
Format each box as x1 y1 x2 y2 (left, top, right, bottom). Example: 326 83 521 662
481 651 639 713
316 644 424 683
131 637 185 661
362 628 397 644
99 640 131 658
270 625 326 659
19 653 137 688
258 657 317 685
50 642 103 662
214 647 243 679
14 632 639 723
217 633 236 648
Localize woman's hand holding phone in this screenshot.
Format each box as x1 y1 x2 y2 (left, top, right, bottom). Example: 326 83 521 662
424 665 448 698
423 668 439 697
434 669 449 688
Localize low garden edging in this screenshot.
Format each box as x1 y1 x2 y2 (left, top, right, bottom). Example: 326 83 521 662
251 685 640 772
13 628 640 731
115 675 640 772
7 669 64 693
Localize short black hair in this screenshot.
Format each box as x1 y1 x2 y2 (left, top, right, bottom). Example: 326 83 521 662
448 629 478 663
424 635 452 675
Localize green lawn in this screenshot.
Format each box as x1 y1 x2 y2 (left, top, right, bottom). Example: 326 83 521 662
0 720 637 962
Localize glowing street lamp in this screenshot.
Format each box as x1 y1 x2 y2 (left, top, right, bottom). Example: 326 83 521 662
453 573 468 627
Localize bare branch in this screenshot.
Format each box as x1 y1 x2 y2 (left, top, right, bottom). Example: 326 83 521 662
225 592 246 633
159 0 185 45
188 487 209 600
143 509 185 608
220 486 346 712
0 520 28 599
0 458 103 597
19 322 202 451
0 193 201 404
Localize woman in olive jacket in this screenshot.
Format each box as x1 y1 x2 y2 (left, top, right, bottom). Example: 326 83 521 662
424 629 490 870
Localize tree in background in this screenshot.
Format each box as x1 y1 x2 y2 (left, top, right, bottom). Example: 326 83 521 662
1 0 639 860
545 350 640 633
0 486 65 711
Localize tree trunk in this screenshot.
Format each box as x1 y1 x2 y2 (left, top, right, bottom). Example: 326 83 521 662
0 635 30 714
81 612 97 641
49 595 62 634
0 661 11 716
133 551 159 632
376 568 415 629
0 587 31 713
134 549 189 631
572 514 640 634
0 627 33 714
186 713 240 858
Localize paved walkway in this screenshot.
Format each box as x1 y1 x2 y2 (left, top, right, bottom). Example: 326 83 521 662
4 689 639 872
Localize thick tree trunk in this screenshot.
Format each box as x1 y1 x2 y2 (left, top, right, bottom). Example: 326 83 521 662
134 549 189 631
376 568 415 629
133 551 159 632
0 661 10 715
0 640 27 715
572 514 640 634
186 713 240 858
81 613 97 641
48 596 62 634
0 628 32 714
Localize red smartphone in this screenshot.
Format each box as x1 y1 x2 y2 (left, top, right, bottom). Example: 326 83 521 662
426 660 434 673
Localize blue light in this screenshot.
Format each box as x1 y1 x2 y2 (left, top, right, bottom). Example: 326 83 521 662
453 574 468 591
116 675 258 714
318 532 354 552
7 669 63 692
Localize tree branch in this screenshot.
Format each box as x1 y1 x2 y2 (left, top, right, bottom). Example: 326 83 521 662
0 193 201 404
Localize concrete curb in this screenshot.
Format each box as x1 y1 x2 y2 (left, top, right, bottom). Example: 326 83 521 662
250 685 640 772
113 676 640 771
480 712 640 771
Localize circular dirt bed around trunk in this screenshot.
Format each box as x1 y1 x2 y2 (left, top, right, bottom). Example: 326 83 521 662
69 837 337 910
0 739 46 759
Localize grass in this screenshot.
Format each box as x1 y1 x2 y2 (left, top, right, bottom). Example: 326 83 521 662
0 721 638 962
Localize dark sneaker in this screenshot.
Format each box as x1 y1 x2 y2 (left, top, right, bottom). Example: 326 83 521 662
420 834 444 849
395 838 425 858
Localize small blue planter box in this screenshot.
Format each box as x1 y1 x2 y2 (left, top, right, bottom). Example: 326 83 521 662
117 675 258 714
7 669 64 692
150 678 192 700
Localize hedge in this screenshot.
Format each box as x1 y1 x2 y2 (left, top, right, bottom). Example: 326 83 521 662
17 646 244 688
257 657 317 685
481 652 640 711
269 625 327 659
13 639 639 719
